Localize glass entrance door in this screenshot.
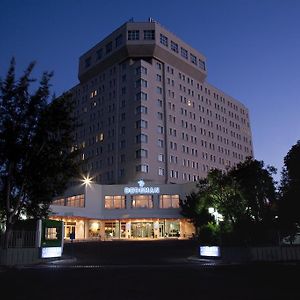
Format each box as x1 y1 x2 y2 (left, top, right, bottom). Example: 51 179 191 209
131 222 154 238
64 222 76 239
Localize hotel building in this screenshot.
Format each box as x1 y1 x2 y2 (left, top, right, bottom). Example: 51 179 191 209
50 19 253 240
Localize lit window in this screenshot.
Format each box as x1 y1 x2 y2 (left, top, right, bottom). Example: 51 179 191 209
52 198 65 206
104 195 126 209
65 194 85 207
131 195 153 208
159 195 179 208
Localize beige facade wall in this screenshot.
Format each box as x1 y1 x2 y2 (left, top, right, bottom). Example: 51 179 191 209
70 20 253 185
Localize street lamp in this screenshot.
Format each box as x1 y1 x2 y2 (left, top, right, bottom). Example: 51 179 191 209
81 174 93 187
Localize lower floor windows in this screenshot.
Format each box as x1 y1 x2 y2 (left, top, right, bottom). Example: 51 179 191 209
159 194 180 208
104 195 126 209
131 195 153 208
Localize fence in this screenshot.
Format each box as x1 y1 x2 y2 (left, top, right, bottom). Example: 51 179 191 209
0 230 40 266
0 230 37 248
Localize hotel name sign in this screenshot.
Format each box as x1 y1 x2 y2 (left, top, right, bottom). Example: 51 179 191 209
124 180 160 195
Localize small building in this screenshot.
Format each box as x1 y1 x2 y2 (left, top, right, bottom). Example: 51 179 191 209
50 180 196 240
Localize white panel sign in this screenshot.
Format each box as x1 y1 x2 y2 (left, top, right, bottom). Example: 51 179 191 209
41 247 63 258
200 246 220 257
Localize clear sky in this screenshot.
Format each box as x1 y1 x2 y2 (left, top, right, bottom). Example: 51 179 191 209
1 0 299 182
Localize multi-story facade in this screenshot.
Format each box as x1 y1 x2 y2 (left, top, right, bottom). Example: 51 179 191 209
50 19 253 240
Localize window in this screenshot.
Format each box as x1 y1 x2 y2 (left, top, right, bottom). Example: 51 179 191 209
104 195 125 209
85 57 91 68
96 49 103 60
136 79 148 88
171 41 178 53
156 87 162 94
144 30 155 40
136 164 149 173
158 139 164 147
156 74 162 82
106 42 112 54
190 53 197 65
115 34 123 47
199 59 206 70
136 149 148 158
136 120 148 128
136 66 147 75
52 198 65 206
136 134 148 143
45 227 59 240
158 154 164 161
159 195 179 208
157 112 163 120
157 125 164 134
160 33 168 47
65 194 85 207
131 195 153 208
136 105 148 114
128 30 139 40
136 92 148 101
158 168 165 176
181 47 188 59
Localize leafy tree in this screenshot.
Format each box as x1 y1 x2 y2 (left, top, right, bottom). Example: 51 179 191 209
228 157 277 226
179 191 214 237
279 140 300 240
0 59 79 247
180 158 277 245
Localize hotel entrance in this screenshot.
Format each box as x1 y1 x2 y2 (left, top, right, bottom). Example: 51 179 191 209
64 222 76 239
131 222 154 238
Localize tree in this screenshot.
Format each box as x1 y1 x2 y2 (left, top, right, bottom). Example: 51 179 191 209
228 157 277 225
180 158 277 245
0 59 79 247
279 140 300 240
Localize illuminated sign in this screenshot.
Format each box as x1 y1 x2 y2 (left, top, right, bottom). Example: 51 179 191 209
124 180 160 195
41 247 63 258
200 246 220 257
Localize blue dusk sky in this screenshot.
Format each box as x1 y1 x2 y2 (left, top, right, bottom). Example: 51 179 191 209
1 0 299 182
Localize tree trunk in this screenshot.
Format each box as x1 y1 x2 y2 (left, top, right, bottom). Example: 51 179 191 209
3 220 13 249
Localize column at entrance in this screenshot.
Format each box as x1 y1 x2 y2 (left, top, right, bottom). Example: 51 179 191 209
99 221 106 241
154 220 159 238
125 221 131 238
